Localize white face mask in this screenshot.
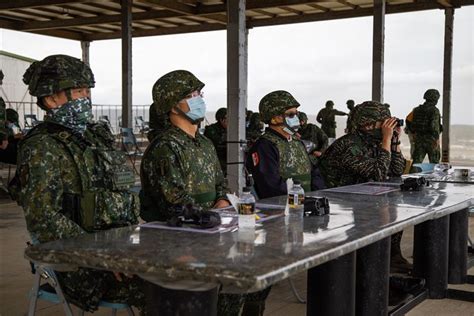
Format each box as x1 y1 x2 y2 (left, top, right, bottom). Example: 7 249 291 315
185 96 206 123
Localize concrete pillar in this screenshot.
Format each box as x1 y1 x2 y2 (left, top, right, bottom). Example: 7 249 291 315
226 0 247 194
80 41 90 66
372 0 385 103
441 8 454 162
121 0 132 128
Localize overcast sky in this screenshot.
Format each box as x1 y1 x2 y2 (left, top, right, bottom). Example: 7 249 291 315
1 7 473 125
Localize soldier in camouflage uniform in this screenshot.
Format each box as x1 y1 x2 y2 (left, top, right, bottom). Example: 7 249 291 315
411 89 442 163
297 111 328 159
244 91 325 315
345 99 355 133
319 101 411 272
204 107 227 174
316 100 348 141
16 55 146 313
246 112 263 145
246 91 325 199
0 70 8 151
146 102 170 142
139 70 248 315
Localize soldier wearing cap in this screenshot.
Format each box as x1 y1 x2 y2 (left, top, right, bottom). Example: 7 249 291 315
204 107 228 174
410 89 442 163
297 111 328 159
316 100 348 142
319 101 410 271
15 55 145 313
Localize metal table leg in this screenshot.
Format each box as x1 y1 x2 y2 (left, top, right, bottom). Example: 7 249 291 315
356 237 390 316
448 208 469 284
413 215 449 299
143 281 218 316
307 252 356 316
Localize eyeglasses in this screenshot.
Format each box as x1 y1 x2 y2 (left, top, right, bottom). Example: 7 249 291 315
283 111 298 118
184 91 204 99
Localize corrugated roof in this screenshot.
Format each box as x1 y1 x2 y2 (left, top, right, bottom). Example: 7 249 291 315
1 0 472 41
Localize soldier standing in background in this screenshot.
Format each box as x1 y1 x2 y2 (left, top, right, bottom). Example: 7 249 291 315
316 100 348 143
298 111 328 159
204 107 228 174
246 112 264 145
16 55 145 313
410 89 442 163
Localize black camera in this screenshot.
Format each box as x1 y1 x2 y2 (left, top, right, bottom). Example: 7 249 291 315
400 177 429 191
396 118 404 127
304 197 330 216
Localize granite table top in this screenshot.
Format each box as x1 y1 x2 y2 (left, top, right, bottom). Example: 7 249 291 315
25 182 473 293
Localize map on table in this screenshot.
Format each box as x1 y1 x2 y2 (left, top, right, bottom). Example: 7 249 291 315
140 206 285 234
321 182 401 195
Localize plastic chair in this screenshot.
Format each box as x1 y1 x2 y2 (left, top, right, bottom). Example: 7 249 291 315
121 127 143 174
27 239 135 316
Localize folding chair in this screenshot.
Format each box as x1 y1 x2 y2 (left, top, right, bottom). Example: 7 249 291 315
27 240 135 316
120 128 143 174
134 116 149 134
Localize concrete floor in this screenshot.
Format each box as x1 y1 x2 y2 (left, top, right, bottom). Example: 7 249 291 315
1 190 473 315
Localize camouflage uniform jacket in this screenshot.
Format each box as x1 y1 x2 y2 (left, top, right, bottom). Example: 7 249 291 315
316 108 346 138
16 120 139 243
319 132 406 188
140 126 229 222
411 104 442 140
204 122 227 173
299 123 328 153
0 97 6 141
245 128 313 199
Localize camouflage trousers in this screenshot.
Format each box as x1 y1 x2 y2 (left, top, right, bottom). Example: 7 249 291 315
412 137 440 163
57 268 146 314
322 126 336 139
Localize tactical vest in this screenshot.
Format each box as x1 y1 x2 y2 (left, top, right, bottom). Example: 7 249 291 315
21 122 138 232
412 104 434 135
261 132 312 191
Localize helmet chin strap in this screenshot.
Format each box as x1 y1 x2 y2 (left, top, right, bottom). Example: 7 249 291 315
173 105 203 125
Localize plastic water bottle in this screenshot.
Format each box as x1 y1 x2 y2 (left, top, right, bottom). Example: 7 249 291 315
239 187 256 228
288 180 305 209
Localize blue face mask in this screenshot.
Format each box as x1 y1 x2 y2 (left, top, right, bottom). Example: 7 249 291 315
185 96 206 124
283 116 300 135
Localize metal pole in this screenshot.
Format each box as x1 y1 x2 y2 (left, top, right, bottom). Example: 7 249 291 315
413 216 449 299
121 0 132 129
441 8 454 163
226 0 247 194
372 0 385 102
356 237 390 315
80 41 92 101
307 252 356 316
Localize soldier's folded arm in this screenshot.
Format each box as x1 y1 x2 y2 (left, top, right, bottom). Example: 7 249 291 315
344 148 392 182
20 138 85 243
389 152 406 177
152 143 195 207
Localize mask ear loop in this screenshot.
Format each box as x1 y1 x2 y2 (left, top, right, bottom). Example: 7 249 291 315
65 89 73 101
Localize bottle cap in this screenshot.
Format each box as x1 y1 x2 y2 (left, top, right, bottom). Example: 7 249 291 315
243 186 252 192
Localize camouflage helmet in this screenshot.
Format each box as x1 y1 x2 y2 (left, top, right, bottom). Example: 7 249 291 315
23 54 95 98
6 108 19 124
325 100 334 107
298 111 308 122
152 70 205 115
346 99 355 107
423 89 440 102
215 107 227 121
259 90 300 124
349 101 391 131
